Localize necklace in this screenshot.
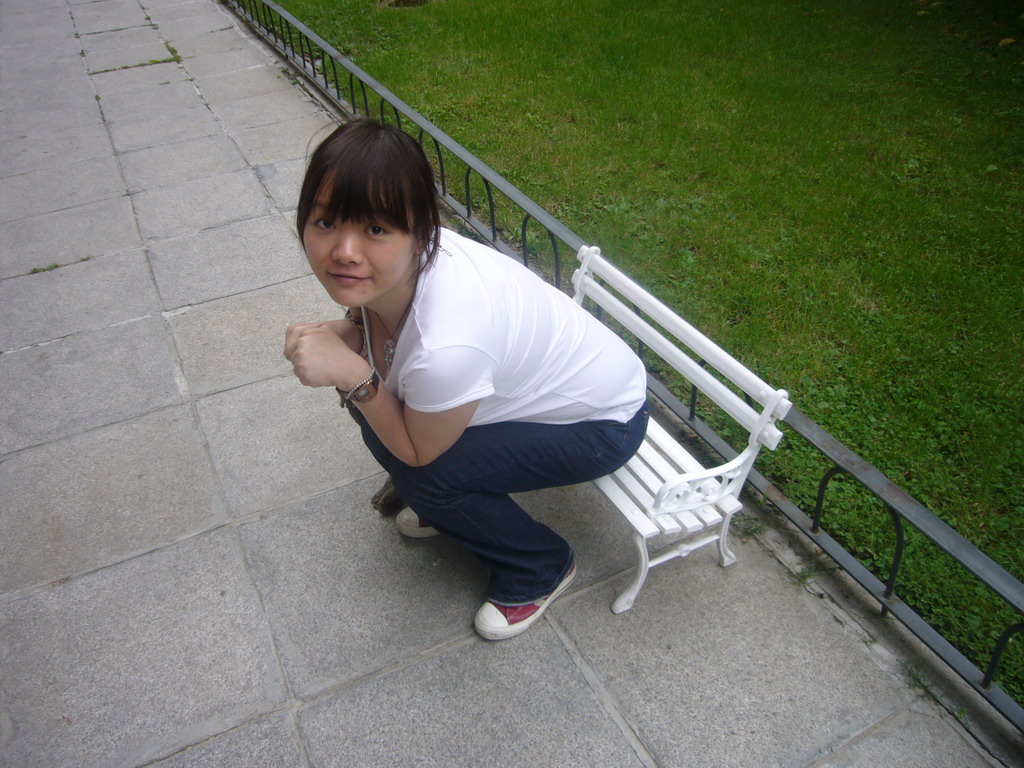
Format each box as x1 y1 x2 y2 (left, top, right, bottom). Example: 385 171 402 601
374 298 414 369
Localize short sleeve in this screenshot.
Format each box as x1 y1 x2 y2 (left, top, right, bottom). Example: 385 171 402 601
400 345 497 413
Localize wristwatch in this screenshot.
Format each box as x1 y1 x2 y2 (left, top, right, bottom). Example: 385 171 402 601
338 368 379 406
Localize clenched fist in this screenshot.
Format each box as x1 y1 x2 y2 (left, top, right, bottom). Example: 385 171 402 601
284 321 370 390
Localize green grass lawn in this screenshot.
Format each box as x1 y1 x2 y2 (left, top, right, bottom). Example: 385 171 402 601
276 0 1023 696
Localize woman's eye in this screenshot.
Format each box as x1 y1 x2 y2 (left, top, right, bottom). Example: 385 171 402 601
314 218 334 229
368 225 386 236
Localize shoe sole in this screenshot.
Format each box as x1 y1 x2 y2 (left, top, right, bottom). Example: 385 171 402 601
475 563 577 641
396 522 439 538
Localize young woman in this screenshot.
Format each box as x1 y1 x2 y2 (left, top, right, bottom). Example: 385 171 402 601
284 119 648 640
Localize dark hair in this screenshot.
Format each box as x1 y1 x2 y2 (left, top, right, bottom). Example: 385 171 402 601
297 119 441 269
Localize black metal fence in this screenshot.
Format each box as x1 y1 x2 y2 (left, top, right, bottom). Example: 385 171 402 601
224 0 1023 734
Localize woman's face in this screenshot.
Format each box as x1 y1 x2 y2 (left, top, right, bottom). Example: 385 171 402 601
302 193 419 314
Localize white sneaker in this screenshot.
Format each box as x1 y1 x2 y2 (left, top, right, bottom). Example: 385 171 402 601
395 508 439 538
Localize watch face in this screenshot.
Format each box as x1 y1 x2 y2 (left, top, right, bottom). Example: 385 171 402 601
352 383 376 402
347 370 378 403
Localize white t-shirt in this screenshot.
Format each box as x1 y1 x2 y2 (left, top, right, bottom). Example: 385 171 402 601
370 228 647 427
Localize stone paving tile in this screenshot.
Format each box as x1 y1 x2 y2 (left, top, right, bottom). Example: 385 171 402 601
193 64 298 105
551 540 912 768
5 0 66 9
810 702 997 768
0 316 183 454
0 51 85 83
108 103 222 153
257 158 306 212
232 114 334 167
0 122 111 178
0 75 102 121
71 0 150 36
0 250 160 351
238 477 487 697
120 133 248 193
78 23 162 54
298 622 643 768
86 41 175 74
211 87 328 133
91 60 186 98
169 27 250 59
1 5 76 38
0 2 70 48
148 213 307 309
178 42 272 81
0 96 104 140
0 195 140 279
0 29 81 60
0 529 286 768
170 276 337 396
0 37 82 63
1 0 68 20
99 78 203 123
149 5 235 41
0 405 225 595
132 168 271 241
147 715 305 768
0 155 125 223
195 376 381 516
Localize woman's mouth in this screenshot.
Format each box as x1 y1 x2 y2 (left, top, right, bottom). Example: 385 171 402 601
328 272 368 287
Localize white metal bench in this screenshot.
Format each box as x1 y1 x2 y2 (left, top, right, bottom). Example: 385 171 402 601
571 245 792 614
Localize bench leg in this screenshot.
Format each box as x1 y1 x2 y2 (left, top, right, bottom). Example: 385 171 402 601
718 516 737 567
612 532 650 614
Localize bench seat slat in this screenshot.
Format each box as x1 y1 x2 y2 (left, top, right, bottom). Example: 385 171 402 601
608 463 657 511
695 505 724 526
672 509 704 534
653 513 683 535
644 419 708 475
635 440 682 484
619 452 664 496
593 475 660 538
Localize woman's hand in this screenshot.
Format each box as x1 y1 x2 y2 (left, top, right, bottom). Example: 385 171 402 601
284 322 369 390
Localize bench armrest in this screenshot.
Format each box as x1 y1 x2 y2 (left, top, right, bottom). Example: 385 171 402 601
652 446 756 515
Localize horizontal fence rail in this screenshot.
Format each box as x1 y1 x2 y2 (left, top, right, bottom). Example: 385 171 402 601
225 0 1023 734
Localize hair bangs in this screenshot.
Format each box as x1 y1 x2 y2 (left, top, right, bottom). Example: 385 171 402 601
315 158 414 235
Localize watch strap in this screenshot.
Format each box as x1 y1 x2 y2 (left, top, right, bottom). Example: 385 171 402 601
342 368 379 405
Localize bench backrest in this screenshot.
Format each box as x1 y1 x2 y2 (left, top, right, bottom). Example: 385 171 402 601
572 245 791 450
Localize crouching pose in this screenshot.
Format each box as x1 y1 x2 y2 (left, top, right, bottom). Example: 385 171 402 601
284 119 648 640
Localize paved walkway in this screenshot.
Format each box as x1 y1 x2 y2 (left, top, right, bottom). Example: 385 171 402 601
1 0 1021 766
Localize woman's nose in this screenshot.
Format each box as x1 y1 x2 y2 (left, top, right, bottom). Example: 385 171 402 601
331 229 360 263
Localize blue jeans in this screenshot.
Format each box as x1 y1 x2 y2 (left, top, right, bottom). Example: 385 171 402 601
357 402 649 604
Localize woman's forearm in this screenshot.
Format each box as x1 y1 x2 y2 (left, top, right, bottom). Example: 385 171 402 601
355 388 480 468
354 385 424 466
